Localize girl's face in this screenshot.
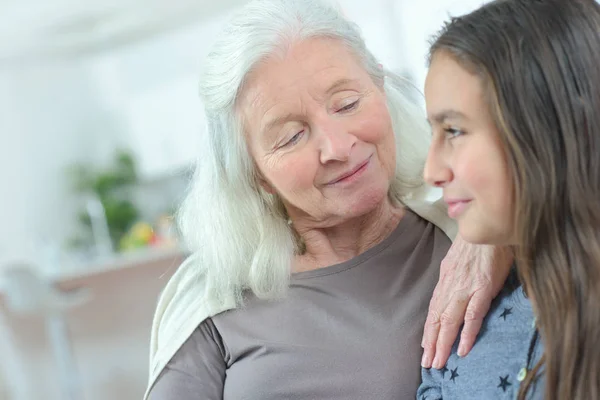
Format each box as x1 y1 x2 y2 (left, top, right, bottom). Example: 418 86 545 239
424 51 515 245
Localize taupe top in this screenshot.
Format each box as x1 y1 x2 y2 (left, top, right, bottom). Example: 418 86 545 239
148 210 451 400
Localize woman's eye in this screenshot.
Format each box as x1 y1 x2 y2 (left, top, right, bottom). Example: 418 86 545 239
337 100 359 113
282 130 304 147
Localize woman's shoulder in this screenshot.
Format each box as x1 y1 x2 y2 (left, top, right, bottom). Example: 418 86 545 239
150 253 236 351
145 254 236 399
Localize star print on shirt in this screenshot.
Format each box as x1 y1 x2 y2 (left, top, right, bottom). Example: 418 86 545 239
499 307 513 320
498 375 512 392
441 366 448 379
450 367 459 383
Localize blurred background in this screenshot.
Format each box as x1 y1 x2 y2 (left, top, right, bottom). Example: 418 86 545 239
0 0 487 398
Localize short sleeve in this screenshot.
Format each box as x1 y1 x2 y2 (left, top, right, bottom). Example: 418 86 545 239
416 367 444 400
147 319 227 400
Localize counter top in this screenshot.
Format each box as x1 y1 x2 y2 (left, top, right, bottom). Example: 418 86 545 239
51 246 186 284
0 246 187 294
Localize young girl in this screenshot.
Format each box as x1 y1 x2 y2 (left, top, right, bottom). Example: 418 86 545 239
419 0 600 399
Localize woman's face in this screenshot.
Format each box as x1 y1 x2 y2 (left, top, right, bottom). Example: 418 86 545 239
424 52 514 245
239 38 396 228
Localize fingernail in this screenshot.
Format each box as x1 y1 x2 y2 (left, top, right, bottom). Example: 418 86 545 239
457 344 465 357
421 352 432 368
432 356 440 369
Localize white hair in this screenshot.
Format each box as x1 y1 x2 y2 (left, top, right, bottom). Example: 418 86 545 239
178 0 431 308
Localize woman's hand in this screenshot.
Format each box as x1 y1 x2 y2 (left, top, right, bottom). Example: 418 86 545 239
421 236 513 369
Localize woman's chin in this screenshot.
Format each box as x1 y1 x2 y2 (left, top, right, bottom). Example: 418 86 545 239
343 187 390 217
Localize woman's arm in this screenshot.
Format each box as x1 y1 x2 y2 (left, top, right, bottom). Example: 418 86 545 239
421 233 513 369
406 194 513 369
147 319 226 400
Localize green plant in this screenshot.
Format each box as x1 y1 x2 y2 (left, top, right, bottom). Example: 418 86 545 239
67 149 140 251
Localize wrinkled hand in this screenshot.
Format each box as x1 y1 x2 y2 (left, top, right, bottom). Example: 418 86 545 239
421 236 513 369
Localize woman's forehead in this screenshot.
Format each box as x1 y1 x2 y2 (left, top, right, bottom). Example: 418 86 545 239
238 38 368 111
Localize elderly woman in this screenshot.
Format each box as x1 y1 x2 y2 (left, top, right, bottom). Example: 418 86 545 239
144 1 511 399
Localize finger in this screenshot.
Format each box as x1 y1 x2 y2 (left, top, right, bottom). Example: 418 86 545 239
421 272 449 349
431 293 469 369
421 293 441 349
457 291 493 357
421 310 441 368
457 318 483 358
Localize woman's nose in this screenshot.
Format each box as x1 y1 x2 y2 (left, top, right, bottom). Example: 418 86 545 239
318 123 356 164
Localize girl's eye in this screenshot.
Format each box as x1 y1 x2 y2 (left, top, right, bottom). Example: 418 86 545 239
444 127 465 139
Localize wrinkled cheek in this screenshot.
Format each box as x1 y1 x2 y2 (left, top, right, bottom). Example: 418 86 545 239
269 166 314 199
385 147 397 179
376 138 396 181
379 121 397 176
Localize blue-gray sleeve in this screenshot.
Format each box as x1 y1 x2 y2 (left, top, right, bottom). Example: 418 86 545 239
147 319 226 400
417 367 443 399
415 274 540 400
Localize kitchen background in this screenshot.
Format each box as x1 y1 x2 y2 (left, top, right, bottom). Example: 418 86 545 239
0 0 488 398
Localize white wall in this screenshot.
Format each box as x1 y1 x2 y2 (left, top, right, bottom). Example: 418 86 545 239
0 59 115 267
88 16 227 179
393 0 490 92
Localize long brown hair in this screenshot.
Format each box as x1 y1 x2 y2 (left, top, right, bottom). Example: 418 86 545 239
429 0 600 399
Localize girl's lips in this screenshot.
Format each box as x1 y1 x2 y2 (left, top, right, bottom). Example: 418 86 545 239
446 200 472 218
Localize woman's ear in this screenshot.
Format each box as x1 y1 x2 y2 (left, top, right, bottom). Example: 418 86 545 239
260 178 276 194
255 170 275 194
252 162 275 194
